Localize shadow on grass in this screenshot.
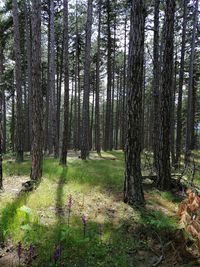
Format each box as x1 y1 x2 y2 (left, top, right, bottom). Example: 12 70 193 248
55 167 68 223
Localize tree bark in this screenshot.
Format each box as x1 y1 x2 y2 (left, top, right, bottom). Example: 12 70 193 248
81 0 93 159
152 0 160 170
30 0 43 181
175 0 187 164
185 0 198 162
95 0 102 154
12 0 24 162
157 0 175 190
60 0 69 165
124 0 146 207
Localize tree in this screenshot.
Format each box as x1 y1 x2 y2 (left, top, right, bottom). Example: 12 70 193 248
152 0 160 170
12 0 24 162
60 0 69 166
104 0 112 151
157 0 175 190
185 0 198 162
81 0 93 160
0 29 3 189
49 0 56 156
124 0 146 206
95 0 102 154
30 0 43 181
175 0 187 164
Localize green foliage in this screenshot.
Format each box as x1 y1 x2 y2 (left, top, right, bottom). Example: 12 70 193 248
141 210 177 231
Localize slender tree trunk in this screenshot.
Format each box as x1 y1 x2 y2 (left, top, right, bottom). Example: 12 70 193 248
152 0 160 170
157 0 175 190
175 0 187 164
124 0 146 207
24 0 32 152
95 0 102 154
49 0 56 156
121 14 127 150
104 0 112 151
11 89 15 153
185 0 198 162
171 50 177 166
60 0 69 165
0 37 3 189
81 0 93 159
31 0 43 181
12 0 24 162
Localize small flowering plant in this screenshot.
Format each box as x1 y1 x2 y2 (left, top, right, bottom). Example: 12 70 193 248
81 215 87 238
17 241 22 266
53 245 61 264
29 244 34 264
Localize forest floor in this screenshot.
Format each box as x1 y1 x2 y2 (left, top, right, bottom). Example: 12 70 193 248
0 151 200 267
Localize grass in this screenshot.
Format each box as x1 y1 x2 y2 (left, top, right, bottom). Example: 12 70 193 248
0 151 185 266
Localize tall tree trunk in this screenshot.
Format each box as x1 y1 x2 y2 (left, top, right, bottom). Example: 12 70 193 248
81 0 93 160
0 36 3 189
49 0 56 156
24 0 32 152
171 50 177 166
152 0 160 170
31 0 43 181
124 0 145 206
95 0 102 154
11 89 15 153
185 0 198 162
60 0 69 165
157 0 175 190
104 0 112 151
12 0 24 162
121 14 127 150
175 0 187 164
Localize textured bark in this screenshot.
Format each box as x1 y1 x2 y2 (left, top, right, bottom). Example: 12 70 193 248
171 51 177 165
175 0 187 164
31 0 43 181
49 0 56 156
121 14 127 150
60 0 69 165
81 0 93 159
95 0 102 154
124 0 145 206
12 0 24 162
24 0 32 151
152 0 160 170
2 91 6 154
104 0 112 151
157 0 175 190
0 36 3 189
185 0 198 161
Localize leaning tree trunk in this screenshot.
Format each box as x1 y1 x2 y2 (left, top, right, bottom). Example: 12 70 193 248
185 0 198 162
12 0 24 162
30 0 43 181
60 0 69 166
157 0 175 190
124 0 146 207
81 0 93 160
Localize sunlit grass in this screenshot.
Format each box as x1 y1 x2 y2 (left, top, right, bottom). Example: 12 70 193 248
0 150 189 266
